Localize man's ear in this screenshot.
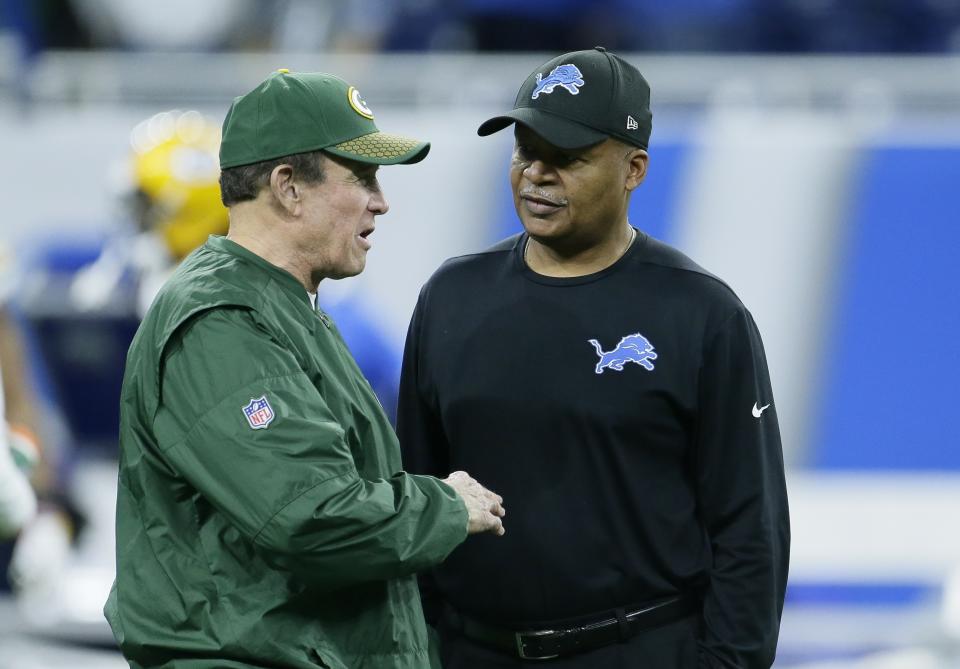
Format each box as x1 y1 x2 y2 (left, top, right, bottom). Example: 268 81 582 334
625 149 649 192
269 164 301 215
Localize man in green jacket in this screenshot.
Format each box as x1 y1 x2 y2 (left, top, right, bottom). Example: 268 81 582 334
105 70 506 669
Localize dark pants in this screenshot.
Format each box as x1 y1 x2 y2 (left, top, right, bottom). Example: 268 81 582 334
0 541 13 592
438 615 701 669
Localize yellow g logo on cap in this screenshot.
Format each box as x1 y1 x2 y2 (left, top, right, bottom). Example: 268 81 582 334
347 86 374 120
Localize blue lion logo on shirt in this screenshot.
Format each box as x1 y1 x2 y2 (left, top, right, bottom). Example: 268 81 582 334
531 64 585 100
588 333 657 374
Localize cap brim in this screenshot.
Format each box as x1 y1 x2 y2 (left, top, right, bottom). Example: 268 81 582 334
325 131 430 165
477 108 608 149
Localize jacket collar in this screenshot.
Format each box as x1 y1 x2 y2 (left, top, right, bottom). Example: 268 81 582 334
205 235 311 304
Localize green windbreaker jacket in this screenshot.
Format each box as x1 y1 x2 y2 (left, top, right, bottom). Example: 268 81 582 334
105 236 468 669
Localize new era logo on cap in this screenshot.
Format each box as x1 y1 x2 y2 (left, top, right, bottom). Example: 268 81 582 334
626 115 638 131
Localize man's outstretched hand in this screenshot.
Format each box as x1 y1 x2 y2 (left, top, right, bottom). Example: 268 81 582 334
443 471 506 536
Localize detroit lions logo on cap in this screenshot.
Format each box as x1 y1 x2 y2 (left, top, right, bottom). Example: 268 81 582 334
242 395 275 429
531 64 585 100
588 333 657 374
347 86 374 119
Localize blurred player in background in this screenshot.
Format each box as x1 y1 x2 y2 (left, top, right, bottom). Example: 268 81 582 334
0 247 74 598
0 310 39 540
0 112 217 627
399 47 790 668
70 109 229 317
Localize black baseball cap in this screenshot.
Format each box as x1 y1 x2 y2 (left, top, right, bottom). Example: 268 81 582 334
478 47 652 150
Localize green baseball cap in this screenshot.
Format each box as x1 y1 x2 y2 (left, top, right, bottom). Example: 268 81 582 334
219 69 430 169
478 47 652 150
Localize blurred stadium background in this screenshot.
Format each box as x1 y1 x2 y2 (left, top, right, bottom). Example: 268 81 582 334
2 1 960 667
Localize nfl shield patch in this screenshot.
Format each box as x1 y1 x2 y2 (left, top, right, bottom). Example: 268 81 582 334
242 396 275 430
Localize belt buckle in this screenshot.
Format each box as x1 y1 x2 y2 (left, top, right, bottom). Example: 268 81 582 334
515 629 562 660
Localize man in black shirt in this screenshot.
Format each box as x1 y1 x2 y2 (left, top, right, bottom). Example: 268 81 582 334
398 48 790 668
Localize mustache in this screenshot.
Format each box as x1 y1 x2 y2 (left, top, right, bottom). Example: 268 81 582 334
519 188 568 206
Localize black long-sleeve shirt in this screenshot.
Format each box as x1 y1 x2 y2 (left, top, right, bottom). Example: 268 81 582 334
398 230 790 668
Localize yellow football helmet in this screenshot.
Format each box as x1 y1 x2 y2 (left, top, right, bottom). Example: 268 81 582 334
129 110 228 260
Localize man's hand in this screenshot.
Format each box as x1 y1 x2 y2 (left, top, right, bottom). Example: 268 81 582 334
442 471 506 536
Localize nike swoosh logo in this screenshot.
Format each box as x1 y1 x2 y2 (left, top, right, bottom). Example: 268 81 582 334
752 402 771 418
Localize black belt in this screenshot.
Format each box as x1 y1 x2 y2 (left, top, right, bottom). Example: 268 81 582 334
452 593 699 661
